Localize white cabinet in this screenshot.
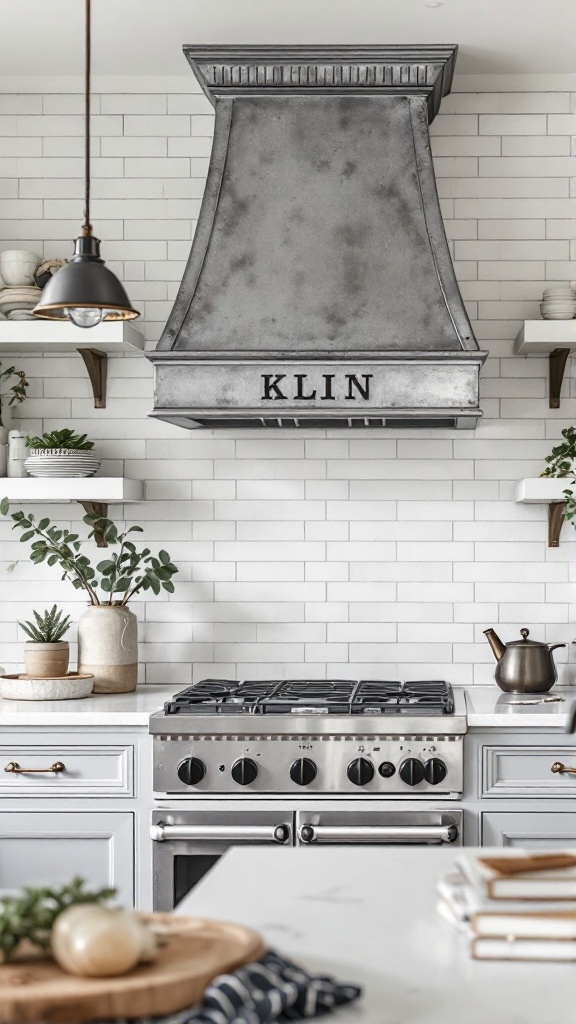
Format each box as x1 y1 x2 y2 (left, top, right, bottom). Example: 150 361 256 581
0 810 134 904
482 811 576 848
464 730 576 849
0 727 153 908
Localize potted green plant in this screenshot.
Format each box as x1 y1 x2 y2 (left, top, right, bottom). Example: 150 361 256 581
24 429 100 479
1 500 178 693
0 363 28 476
19 605 72 677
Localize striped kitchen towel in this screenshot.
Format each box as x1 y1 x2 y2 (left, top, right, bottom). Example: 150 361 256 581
113 950 361 1023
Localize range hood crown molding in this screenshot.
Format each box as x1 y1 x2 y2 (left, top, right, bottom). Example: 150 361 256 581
184 44 459 122
148 43 486 430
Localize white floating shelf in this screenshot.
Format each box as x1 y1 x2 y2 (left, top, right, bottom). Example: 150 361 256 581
1 477 143 504
515 477 575 548
0 320 145 354
516 478 574 503
514 321 576 409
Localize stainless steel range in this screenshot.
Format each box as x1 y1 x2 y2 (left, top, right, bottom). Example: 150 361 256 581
150 679 467 909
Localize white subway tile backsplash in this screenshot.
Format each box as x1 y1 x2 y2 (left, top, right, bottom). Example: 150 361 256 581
0 81 573 682
479 114 547 135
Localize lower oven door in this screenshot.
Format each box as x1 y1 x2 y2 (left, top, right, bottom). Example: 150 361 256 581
151 810 293 910
296 809 462 846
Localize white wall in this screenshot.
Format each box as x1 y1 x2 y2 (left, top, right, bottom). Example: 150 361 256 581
0 75 575 686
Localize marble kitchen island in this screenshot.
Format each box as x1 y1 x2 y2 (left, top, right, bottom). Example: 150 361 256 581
179 846 572 1024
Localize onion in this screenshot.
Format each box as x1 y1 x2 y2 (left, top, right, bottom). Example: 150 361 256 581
51 905 158 977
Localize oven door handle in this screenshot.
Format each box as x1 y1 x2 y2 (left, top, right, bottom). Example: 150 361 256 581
150 823 291 843
298 823 459 845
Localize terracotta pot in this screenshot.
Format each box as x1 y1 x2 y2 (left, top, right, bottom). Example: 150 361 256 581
78 605 138 693
24 641 70 678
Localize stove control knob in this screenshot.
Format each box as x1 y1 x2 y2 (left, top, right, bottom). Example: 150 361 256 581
424 758 447 786
290 757 317 786
378 761 396 778
231 757 258 786
399 758 425 787
347 757 374 786
177 757 206 786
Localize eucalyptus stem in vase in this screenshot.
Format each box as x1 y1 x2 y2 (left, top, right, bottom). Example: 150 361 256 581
0 363 29 477
0 500 178 693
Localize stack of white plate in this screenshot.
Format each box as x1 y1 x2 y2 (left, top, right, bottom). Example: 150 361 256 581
24 450 101 478
540 286 576 320
0 286 41 320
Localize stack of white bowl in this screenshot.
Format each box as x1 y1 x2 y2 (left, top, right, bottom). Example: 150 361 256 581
540 286 576 320
0 251 42 320
24 449 101 478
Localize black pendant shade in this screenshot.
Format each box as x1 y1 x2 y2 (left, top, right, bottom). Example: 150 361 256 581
33 235 139 324
32 0 139 328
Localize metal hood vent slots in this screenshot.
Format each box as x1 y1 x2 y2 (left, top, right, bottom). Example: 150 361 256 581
148 45 487 429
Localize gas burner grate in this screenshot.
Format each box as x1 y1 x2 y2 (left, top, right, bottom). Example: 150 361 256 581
163 679 455 716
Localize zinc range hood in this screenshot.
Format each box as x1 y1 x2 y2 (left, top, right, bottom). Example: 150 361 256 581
148 45 487 429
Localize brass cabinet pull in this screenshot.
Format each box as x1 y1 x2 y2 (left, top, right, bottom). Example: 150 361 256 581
551 761 576 776
4 761 66 775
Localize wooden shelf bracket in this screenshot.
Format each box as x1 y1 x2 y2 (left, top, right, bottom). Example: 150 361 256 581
79 500 109 547
549 348 571 409
77 348 108 409
548 501 567 548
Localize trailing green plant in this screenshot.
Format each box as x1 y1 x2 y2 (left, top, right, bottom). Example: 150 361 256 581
542 425 576 528
0 877 115 963
541 425 576 478
19 605 72 643
0 362 28 423
25 428 94 450
0 499 178 606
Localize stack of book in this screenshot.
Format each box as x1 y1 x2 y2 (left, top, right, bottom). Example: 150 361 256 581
437 851 576 961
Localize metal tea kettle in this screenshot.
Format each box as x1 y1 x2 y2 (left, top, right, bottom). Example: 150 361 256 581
483 627 566 694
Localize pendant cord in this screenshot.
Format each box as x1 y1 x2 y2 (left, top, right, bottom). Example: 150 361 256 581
82 0 91 235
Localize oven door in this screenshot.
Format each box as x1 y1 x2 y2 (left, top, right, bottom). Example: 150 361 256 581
151 810 293 910
296 809 462 846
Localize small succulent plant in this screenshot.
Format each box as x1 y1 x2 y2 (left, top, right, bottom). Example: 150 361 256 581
19 605 72 643
25 429 94 451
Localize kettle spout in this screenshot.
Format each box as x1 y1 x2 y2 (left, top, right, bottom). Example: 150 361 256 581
483 628 506 661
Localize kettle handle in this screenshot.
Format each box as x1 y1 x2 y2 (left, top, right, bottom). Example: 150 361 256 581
548 643 567 652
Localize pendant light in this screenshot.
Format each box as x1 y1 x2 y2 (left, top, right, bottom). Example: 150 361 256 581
33 0 139 327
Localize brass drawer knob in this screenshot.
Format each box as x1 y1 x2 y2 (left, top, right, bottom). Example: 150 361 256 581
4 761 66 774
551 761 576 776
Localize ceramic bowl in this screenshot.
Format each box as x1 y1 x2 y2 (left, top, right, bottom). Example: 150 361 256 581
0 250 41 287
0 673 94 701
0 286 41 318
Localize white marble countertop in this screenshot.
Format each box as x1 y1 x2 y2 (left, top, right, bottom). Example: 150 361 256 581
0 684 176 725
463 684 575 729
0 682 573 729
179 846 573 1024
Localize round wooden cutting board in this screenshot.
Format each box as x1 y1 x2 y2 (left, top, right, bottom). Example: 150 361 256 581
0 915 266 1023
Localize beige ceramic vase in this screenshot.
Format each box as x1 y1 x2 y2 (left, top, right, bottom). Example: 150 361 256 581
78 605 138 693
24 641 69 678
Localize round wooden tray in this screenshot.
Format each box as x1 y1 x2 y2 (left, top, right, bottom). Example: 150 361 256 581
0 914 266 1023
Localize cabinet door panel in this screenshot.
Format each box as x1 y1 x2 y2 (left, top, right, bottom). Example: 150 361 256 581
0 742 134 797
0 811 134 905
482 745 576 799
482 811 576 849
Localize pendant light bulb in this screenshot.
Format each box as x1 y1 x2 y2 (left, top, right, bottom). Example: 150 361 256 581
66 307 104 329
32 0 139 327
